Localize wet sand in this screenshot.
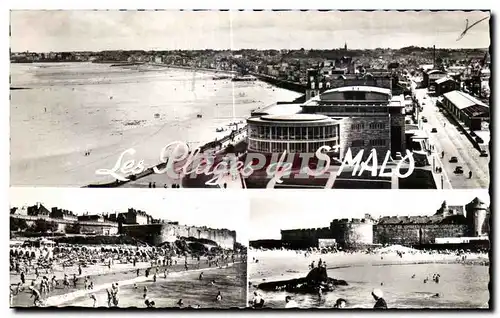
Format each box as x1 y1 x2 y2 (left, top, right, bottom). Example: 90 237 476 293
11 256 247 308
10 62 300 186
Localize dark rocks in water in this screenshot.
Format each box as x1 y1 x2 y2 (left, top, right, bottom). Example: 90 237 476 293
257 267 348 294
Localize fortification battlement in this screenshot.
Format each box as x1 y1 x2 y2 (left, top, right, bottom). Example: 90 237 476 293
330 218 374 225
124 222 236 236
281 227 330 233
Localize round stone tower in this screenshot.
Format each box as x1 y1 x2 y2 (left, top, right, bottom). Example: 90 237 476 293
466 197 488 237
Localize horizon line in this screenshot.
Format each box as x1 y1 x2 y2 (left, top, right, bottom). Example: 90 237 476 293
11 47 490 53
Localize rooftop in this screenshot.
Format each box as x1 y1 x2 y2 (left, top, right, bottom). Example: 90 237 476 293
320 86 392 97
435 77 455 85
260 114 331 122
251 102 303 117
443 91 489 114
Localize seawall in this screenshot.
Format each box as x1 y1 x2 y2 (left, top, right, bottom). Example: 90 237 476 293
122 223 236 249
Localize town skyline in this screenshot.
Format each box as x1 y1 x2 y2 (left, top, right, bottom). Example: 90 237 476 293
250 190 490 240
10 10 490 52
10 188 250 243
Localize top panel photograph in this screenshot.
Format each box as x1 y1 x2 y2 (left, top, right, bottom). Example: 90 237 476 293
10 10 491 189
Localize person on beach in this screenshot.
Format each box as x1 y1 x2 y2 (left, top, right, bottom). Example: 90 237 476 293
285 296 299 308
78 265 82 276
144 295 155 308
137 269 140 277
143 286 148 296
72 274 78 287
106 289 112 307
90 293 97 307
372 289 387 309
63 274 69 288
199 272 204 280
334 298 347 308
51 275 58 288
251 292 264 308
20 271 25 285
29 286 41 307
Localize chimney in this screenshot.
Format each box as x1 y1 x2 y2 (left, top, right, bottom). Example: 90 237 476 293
433 45 436 67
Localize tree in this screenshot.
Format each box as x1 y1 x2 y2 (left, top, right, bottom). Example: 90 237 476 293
65 223 81 234
10 217 28 231
32 219 59 233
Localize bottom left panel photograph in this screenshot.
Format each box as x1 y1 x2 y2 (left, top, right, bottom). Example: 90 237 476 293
9 188 249 309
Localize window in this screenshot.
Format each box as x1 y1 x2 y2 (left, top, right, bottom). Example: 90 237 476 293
351 140 364 147
369 122 386 129
369 139 386 146
350 123 365 130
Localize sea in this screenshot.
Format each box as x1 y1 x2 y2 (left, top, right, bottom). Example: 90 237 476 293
10 62 301 186
249 250 490 309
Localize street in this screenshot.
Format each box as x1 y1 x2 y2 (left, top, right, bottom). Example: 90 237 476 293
413 88 489 189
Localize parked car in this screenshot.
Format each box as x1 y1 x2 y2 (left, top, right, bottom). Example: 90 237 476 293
449 156 458 163
454 166 464 174
480 150 488 157
431 128 437 133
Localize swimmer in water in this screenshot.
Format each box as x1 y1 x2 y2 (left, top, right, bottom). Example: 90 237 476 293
177 299 184 307
216 291 222 301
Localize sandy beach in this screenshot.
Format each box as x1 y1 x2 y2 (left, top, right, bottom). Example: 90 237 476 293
249 247 490 309
11 252 247 308
10 62 301 186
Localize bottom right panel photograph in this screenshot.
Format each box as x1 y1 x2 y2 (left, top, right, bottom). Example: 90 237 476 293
248 190 490 309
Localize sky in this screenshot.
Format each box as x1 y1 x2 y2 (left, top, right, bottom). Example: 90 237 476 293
9 188 249 244
249 190 490 240
10 10 491 52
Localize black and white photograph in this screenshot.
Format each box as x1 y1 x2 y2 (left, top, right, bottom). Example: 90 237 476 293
248 190 490 309
5 5 495 313
9 188 248 308
9 10 491 189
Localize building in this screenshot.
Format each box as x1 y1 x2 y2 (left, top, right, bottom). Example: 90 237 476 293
281 215 375 249
78 214 106 223
273 198 489 249
246 85 405 166
301 86 406 158
247 114 339 154
465 197 489 237
434 77 459 96
50 207 78 221
107 208 151 225
27 203 51 218
442 90 489 131
423 69 447 91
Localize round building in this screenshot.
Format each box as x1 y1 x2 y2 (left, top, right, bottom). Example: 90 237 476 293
247 114 340 153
